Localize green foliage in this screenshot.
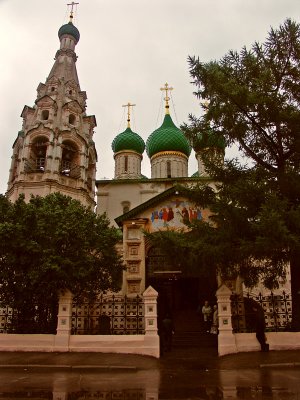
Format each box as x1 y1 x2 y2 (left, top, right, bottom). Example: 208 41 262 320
147 20 300 298
0 193 124 326
181 18 300 290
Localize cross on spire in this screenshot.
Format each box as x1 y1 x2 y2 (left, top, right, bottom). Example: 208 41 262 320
160 82 173 114
122 102 136 128
67 2 79 22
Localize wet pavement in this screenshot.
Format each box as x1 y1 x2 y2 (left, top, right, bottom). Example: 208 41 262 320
0 349 300 399
1 347 300 370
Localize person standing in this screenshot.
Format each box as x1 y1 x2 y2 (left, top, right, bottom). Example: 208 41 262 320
161 313 175 352
210 304 219 334
201 300 212 333
253 305 269 351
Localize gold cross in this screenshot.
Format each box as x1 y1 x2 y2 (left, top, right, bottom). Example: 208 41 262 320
122 102 136 128
67 2 79 21
160 83 173 114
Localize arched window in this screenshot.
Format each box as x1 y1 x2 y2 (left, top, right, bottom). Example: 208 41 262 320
61 141 80 178
69 114 76 125
41 110 49 120
124 155 128 172
25 137 48 173
167 160 171 178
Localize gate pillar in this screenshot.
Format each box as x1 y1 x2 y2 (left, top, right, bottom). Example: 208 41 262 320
143 285 158 335
216 284 237 356
54 289 73 351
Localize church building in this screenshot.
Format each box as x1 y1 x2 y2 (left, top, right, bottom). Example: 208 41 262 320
96 88 226 318
3 6 296 356
6 10 226 324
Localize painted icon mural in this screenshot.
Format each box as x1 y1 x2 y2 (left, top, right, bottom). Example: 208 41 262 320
147 198 205 231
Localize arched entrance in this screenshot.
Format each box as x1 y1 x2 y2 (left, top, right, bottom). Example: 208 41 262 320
146 246 218 333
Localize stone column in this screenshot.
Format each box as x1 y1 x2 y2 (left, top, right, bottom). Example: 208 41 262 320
54 289 73 352
216 284 237 356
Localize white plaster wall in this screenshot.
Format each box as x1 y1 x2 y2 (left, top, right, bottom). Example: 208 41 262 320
96 181 172 225
0 334 56 352
151 153 188 179
114 151 142 179
219 332 300 356
69 334 160 358
0 334 160 358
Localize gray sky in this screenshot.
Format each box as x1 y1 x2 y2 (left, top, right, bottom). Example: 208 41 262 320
0 0 299 195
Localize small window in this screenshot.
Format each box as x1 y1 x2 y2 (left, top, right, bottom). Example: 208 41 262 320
69 90 72 95
124 155 128 172
167 160 171 178
51 87 55 92
41 110 49 120
69 114 76 125
122 201 130 214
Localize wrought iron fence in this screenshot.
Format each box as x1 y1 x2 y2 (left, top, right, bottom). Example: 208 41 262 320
72 294 145 335
0 304 58 334
231 291 292 333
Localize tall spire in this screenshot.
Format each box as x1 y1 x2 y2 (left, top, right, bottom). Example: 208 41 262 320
160 82 173 115
122 102 136 128
48 5 81 85
7 4 97 208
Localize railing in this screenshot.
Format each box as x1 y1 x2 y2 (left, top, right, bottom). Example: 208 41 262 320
24 157 46 173
231 291 292 333
72 294 145 335
60 161 81 179
0 304 58 334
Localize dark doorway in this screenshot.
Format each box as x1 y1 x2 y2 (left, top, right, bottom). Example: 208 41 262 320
146 246 218 333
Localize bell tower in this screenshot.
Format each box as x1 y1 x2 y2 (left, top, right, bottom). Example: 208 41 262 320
7 5 97 208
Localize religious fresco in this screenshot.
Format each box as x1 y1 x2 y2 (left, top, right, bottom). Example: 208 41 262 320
144 197 207 232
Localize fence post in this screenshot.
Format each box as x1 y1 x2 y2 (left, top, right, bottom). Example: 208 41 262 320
54 289 73 352
143 286 158 335
216 284 237 356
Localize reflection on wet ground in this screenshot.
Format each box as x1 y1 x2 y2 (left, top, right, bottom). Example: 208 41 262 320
0 386 299 399
0 368 300 399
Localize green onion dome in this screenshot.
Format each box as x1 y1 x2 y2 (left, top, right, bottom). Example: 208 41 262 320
112 127 145 154
58 22 80 43
146 114 191 158
192 129 226 152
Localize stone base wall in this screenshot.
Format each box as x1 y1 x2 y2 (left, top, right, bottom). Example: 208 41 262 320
0 334 160 358
218 332 300 356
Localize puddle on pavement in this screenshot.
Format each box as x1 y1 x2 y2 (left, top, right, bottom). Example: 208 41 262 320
0 368 300 400
0 386 299 399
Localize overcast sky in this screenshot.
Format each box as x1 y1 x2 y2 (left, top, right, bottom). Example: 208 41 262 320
0 0 299 195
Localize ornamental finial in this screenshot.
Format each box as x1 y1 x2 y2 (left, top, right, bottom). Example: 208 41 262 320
122 102 136 128
160 82 173 115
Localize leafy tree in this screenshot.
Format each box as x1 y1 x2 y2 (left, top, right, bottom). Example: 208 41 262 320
0 193 124 333
149 19 300 328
